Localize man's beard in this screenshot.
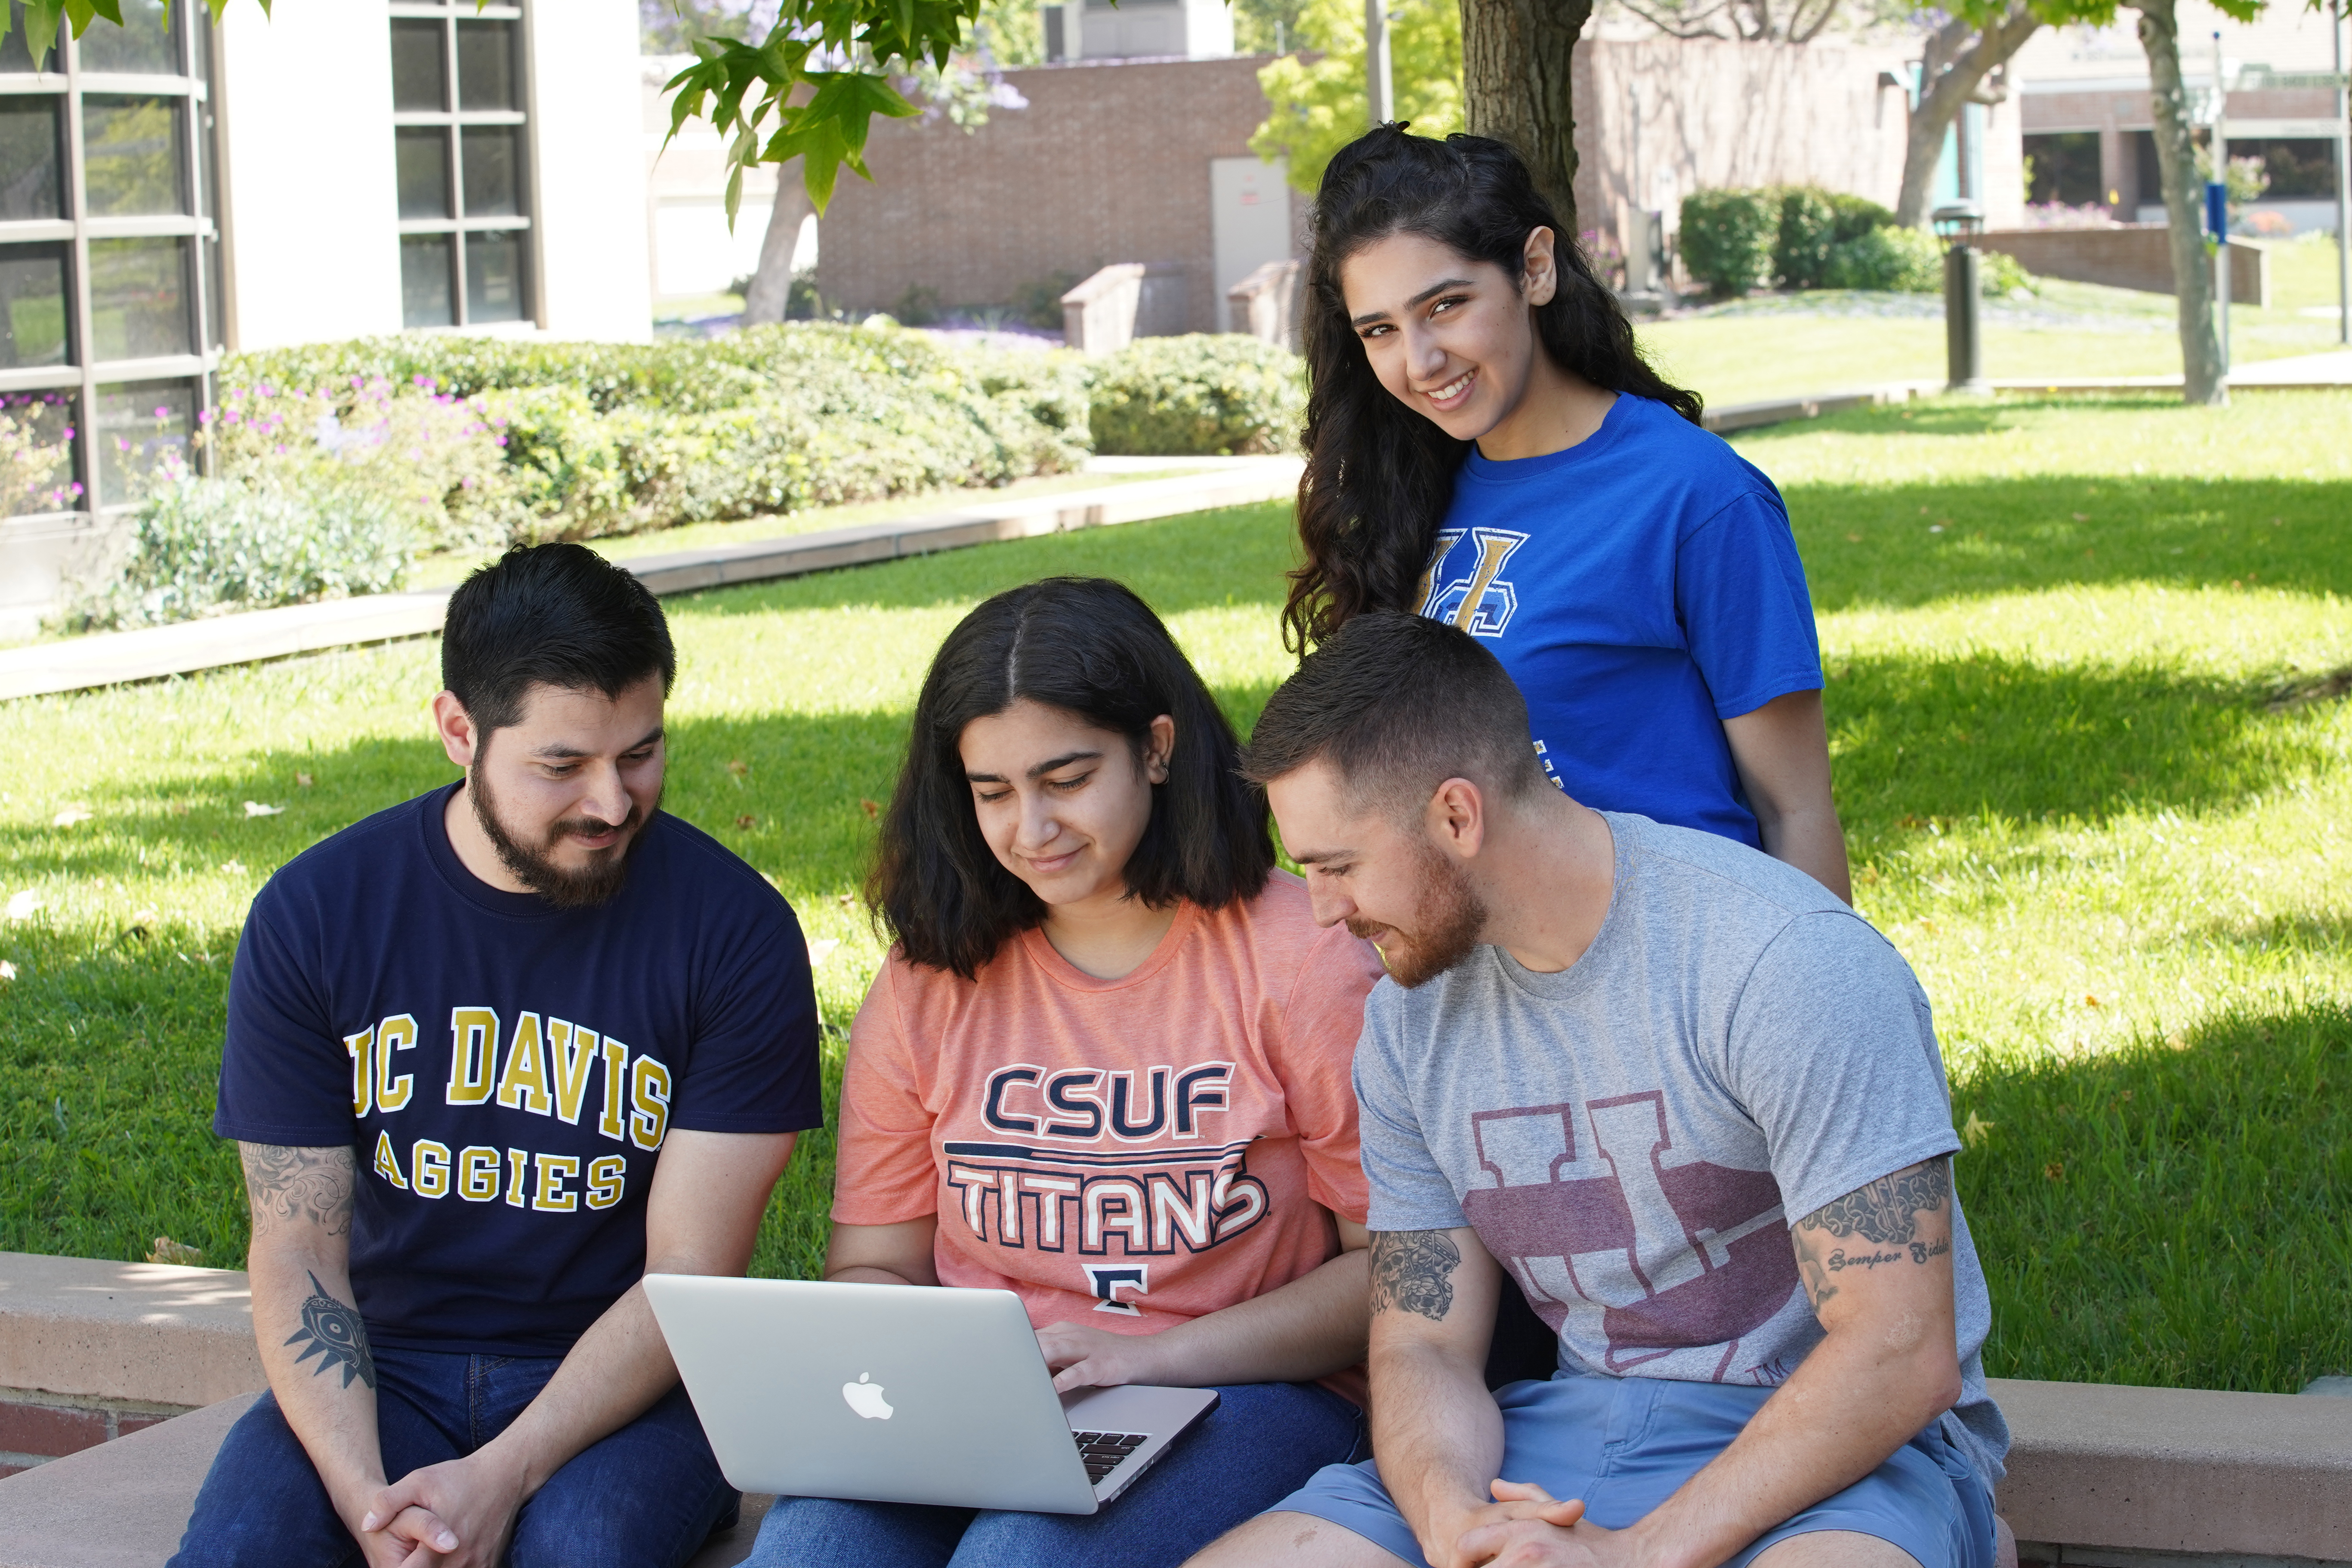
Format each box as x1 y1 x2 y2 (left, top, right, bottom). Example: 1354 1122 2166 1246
1349 840 1488 988
469 768 657 910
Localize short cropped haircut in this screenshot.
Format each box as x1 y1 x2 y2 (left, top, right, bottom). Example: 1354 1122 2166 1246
870 577 1276 980
441 543 676 733
1241 610 1546 813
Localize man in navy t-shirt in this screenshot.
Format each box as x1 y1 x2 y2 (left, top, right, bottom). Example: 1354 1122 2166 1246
173 544 824 1568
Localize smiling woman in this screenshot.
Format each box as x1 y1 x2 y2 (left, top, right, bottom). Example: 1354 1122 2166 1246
1287 127 1851 902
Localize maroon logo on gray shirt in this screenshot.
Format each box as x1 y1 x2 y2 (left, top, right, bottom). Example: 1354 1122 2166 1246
1461 1093 1802 1380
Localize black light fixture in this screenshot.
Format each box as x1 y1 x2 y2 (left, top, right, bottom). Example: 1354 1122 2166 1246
1933 200 1989 395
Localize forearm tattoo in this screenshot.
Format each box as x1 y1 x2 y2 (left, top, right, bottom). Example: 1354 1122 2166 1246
1370 1230 1460 1322
1791 1158 1952 1314
286 1270 377 1391
239 1143 355 1238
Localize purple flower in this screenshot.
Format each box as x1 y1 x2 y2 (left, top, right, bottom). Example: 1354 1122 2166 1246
153 405 169 419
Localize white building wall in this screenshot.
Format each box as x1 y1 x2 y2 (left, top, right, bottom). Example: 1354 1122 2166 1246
213 0 649 352
214 4 404 349
531 0 651 340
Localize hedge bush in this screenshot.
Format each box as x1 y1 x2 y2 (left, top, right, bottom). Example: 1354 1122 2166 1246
1679 189 1780 297
220 323 1096 545
1088 335 1305 457
63 478 411 630
1823 223 1946 292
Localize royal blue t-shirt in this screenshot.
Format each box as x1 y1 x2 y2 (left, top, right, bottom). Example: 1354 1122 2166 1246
217 783 824 1357
1415 393 1823 847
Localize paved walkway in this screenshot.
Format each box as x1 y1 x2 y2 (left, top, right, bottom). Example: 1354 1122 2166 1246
0 458 1303 702
9 351 2346 704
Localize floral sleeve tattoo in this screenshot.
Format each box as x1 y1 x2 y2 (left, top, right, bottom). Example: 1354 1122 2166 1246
1790 1157 1951 1315
1369 1230 1461 1322
238 1142 375 1392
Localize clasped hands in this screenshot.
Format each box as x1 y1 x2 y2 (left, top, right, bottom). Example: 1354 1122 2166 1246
350 1446 531 1568
1440 1478 1647 1568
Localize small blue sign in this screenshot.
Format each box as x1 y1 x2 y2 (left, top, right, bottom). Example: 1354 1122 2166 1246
2205 181 2228 242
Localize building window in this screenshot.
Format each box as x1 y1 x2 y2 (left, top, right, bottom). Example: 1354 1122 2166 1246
390 0 533 329
0 0 219 523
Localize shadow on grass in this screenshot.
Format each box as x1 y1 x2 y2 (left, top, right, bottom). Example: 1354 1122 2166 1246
1828 650 2334 836
1955 1001 2352 1392
1783 472 2349 610
666 500 1300 622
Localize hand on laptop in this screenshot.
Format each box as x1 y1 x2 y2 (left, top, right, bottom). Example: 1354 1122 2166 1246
1035 1320 1172 1394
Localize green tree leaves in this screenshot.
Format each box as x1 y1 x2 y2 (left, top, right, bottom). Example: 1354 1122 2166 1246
1249 0 1461 195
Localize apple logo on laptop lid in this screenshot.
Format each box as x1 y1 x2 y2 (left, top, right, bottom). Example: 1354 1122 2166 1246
842 1372 894 1420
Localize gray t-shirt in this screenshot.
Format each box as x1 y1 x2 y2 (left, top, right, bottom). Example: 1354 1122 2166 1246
1354 812 2007 1484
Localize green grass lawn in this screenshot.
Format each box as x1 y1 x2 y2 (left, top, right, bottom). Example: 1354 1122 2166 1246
3 392 2347 1392
1641 236 2349 406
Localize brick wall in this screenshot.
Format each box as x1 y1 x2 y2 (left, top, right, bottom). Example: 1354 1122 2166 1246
815 56 1301 333
0 1388 192 1479
1975 224 2271 304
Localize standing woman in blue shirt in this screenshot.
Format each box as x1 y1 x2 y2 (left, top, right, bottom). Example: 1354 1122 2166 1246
1284 125 1850 900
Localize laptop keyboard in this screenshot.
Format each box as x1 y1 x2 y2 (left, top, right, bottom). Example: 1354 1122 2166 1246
1071 1430 1149 1486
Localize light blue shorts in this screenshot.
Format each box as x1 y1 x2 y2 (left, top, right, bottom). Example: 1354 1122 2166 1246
1270 1375 1996 1568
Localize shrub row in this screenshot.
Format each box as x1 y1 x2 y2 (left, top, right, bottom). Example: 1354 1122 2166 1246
1679 186 2034 297
64 327 1306 629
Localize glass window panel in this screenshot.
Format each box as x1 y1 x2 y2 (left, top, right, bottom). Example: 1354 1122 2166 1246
396 128 450 219
390 19 447 111
0 243 68 367
0 2 59 72
95 378 192 506
401 234 454 327
82 96 186 216
0 389 78 515
459 127 520 218
75 0 178 74
0 97 60 219
456 22 517 111
465 230 525 323
88 236 191 361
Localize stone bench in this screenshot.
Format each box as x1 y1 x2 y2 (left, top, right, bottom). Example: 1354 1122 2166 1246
5 1252 2351 1567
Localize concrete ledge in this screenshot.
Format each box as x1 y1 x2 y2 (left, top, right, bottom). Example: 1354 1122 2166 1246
1991 1377 2352 1560
0 458 1303 702
0 1393 254 1568
0 1252 262 1409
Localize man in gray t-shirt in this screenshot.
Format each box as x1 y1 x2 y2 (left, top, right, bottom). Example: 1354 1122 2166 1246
1188 614 2009 1568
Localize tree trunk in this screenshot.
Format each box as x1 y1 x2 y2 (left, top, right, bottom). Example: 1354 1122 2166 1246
2134 0 2226 404
1895 4 2040 228
1459 0 1591 233
741 164 812 325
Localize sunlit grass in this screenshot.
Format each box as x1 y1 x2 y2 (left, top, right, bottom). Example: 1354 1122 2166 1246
2 393 2346 1390
1639 239 2349 406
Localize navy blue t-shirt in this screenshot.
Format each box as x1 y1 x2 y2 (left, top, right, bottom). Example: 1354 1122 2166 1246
1416 393 1823 847
217 783 824 1357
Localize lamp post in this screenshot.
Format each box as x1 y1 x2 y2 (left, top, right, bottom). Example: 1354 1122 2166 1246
1934 200 1989 395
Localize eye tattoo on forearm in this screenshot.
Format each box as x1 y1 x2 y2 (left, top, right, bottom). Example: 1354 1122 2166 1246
285 1271 377 1391
1370 1231 1460 1321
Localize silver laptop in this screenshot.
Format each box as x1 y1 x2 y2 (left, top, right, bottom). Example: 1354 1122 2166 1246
645 1275 1221 1515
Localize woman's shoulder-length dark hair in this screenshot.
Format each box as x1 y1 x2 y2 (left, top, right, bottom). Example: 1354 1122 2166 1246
1282 126 1704 652
867 576 1277 981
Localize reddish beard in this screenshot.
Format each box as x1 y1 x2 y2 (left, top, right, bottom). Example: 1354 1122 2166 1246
1348 840 1488 988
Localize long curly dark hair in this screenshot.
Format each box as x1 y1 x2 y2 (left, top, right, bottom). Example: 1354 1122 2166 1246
1281 126 1703 651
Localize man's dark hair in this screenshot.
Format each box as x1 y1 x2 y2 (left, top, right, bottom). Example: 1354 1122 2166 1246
1241 610 1546 814
870 577 1276 980
441 543 676 732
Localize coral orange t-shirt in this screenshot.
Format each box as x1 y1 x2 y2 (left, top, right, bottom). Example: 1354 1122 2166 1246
835 873 1385 1351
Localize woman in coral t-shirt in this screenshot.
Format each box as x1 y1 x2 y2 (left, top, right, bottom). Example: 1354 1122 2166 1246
746 577 1386 1568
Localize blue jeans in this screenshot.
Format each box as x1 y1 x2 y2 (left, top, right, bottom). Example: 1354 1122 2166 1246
1277 1375 1997 1568
747 1380 1366 1568
170 1345 738 1568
